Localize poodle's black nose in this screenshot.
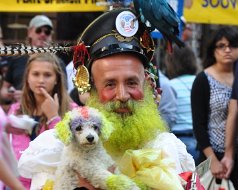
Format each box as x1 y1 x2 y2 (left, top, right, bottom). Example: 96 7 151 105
86 135 94 143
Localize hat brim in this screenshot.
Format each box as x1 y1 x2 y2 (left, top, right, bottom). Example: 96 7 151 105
31 22 53 29
87 43 148 71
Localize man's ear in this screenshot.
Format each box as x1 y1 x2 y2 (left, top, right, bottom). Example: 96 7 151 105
90 76 97 91
90 75 94 85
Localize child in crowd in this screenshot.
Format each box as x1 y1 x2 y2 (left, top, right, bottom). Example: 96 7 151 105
6 53 77 189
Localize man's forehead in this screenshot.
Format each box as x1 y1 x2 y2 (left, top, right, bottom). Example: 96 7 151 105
91 54 144 69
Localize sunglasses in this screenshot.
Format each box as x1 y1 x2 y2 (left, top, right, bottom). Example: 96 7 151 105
35 27 52 36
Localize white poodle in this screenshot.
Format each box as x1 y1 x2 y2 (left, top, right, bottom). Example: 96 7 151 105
53 107 139 190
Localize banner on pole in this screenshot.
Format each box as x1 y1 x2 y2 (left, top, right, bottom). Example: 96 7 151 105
0 0 107 12
184 0 238 25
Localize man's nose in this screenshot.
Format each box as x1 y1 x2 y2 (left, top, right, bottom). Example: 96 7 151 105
116 85 130 102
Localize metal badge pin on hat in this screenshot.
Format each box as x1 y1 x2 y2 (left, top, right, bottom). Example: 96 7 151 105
115 10 139 38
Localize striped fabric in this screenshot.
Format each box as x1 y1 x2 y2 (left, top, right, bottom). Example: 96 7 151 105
169 75 196 132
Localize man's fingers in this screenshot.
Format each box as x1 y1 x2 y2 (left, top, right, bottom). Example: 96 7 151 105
40 88 52 99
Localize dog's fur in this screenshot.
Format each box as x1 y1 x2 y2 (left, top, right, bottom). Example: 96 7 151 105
53 107 116 190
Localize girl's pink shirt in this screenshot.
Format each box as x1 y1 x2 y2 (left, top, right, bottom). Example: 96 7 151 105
0 106 7 156
7 102 78 190
7 102 78 160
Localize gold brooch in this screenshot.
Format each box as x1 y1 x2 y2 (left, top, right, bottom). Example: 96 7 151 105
73 65 91 94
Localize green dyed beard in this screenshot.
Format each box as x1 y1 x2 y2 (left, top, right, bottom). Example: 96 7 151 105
86 84 168 160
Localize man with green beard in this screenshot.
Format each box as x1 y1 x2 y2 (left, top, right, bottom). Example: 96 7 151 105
18 8 196 190
74 8 194 172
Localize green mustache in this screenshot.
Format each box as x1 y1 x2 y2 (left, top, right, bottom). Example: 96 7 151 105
103 100 135 112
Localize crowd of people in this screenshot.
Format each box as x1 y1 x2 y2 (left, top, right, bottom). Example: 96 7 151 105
0 5 238 190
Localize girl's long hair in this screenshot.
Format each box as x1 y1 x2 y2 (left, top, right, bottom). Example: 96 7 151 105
21 53 70 125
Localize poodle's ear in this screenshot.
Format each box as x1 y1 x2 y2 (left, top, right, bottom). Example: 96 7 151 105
100 114 114 141
55 112 72 145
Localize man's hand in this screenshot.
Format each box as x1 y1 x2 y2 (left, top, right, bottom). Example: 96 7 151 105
76 164 115 190
221 155 234 179
40 88 59 120
78 175 101 190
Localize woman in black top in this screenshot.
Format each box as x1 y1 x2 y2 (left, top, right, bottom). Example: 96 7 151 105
191 26 238 188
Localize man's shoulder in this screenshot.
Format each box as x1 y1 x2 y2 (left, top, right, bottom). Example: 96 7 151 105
144 132 179 149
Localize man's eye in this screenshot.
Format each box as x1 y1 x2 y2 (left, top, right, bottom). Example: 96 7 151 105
105 82 115 87
75 126 82 131
128 81 138 86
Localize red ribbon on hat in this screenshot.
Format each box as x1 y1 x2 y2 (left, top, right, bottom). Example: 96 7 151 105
72 43 90 69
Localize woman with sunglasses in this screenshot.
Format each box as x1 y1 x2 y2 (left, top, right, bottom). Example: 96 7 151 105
191 26 238 188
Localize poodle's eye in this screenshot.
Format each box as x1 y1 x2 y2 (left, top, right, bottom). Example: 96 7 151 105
75 126 82 131
93 125 99 130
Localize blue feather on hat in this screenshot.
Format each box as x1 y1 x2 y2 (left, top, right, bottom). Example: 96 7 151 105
133 0 184 51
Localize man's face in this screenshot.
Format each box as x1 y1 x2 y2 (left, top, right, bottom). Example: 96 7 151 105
87 71 166 157
28 26 52 47
91 54 145 114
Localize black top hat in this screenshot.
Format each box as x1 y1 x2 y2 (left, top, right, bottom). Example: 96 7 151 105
72 8 155 94
78 8 155 71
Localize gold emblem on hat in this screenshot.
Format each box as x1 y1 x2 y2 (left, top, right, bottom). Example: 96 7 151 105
140 30 155 61
140 30 155 52
73 65 91 94
115 33 134 42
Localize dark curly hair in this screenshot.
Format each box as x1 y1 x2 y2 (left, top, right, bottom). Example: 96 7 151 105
203 26 238 68
165 45 197 79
